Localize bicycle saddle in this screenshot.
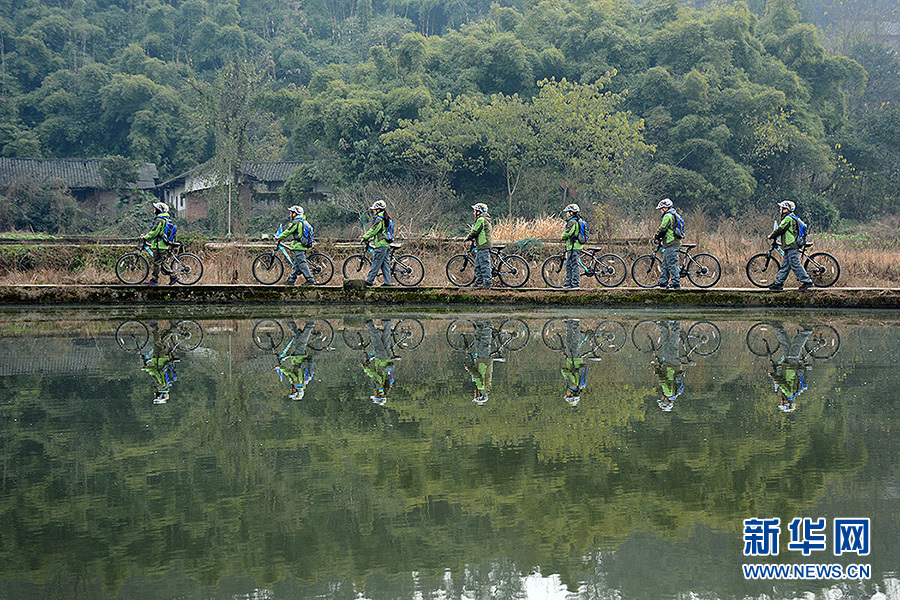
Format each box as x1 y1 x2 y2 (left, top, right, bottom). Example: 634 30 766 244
586 246 603 251
682 243 697 250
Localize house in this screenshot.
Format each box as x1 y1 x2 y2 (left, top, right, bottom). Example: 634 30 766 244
0 158 158 214
157 161 323 223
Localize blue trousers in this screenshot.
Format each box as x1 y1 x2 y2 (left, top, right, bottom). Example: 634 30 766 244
658 246 681 288
366 246 392 285
474 248 492 287
285 249 313 284
773 248 812 286
565 249 580 287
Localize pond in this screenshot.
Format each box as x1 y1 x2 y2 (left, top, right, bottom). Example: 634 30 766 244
0 306 898 600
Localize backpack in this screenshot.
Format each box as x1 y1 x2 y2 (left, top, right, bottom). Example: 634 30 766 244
163 220 177 245
300 220 314 247
788 214 808 246
383 218 395 242
577 218 588 245
669 210 685 239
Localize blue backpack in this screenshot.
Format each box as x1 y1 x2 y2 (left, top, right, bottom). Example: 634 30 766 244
577 218 588 244
788 214 808 246
163 220 177 244
300 220 314 247
668 210 685 239
383 218 395 242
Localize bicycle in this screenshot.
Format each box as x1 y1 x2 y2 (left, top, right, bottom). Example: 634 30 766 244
631 320 721 357
342 243 425 286
541 247 627 288
445 244 531 288
745 241 840 288
251 241 334 285
115 319 204 353
745 322 840 359
252 319 334 351
541 318 627 355
445 318 530 357
115 241 204 285
631 243 721 288
340 318 425 351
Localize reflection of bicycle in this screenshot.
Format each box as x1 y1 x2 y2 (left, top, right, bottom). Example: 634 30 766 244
541 247 627 288
252 241 335 285
746 323 840 359
446 244 530 288
341 319 425 351
116 320 204 352
115 242 204 285
252 319 334 351
541 319 627 354
631 320 721 357
746 241 840 288
342 243 425 286
631 243 721 288
446 318 530 356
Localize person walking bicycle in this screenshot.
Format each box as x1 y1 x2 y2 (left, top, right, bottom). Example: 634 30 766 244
275 205 316 286
767 201 814 291
561 203 585 289
361 200 394 287
142 202 177 286
653 198 684 289
466 203 493 289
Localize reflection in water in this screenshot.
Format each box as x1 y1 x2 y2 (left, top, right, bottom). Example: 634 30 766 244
4 310 899 600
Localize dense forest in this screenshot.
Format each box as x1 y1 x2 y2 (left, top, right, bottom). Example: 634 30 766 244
0 0 898 235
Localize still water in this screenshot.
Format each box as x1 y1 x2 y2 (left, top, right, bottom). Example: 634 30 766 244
0 306 898 600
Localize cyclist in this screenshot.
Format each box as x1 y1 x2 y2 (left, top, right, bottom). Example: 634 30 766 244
653 198 682 289
654 320 684 411
361 200 393 287
276 205 315 286
561 204 584 289
363 319 394 405
561 319 587 405
142 201 177 286
767 201 814 291
142 321 177 404
466 203 493 289
767 321 812 412
276 320 315 400
465 319 493 404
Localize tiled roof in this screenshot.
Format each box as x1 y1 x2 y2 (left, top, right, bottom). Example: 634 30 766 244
241 162 303 183
0 158 158 189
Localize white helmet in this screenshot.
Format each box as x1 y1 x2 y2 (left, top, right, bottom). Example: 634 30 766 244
471 203 488 215
778 201 795 212
153 201 168 214
371 395 387 406
778 400 796 413
657 398 674 411
564 203 580 213
656 198 673 210
289 205 304 216
473 393 488 405
370 200 386 211
289 385 306 400
153 390 169 404
565 395 580 406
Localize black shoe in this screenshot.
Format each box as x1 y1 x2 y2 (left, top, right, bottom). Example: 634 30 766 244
667 285 681 290
168 275 179 285
768 283 783 291
654 282 668 288
799 281 814 291
300 280 315 286
284 279 296 286
145 279 159 286
364 281 374 287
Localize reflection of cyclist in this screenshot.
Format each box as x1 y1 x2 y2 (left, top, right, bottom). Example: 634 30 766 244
654 320 684 411
363 319 394 405
768 322 812 412
466 203 493 289
276 321 315 400
142 321 177 404
465 319 493 404
561 319 588 405
142 202 177 286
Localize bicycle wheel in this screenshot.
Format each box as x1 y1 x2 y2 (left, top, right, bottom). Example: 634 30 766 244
175 320 204 350
307 319 334 351
540 319 567 350
115 253 150 284
746 253 780 288
746 322 780 357
497 254 530 288
341 327 369 350
805 252 840 287
393 319 425 349
594 253 627 287
686 253 721 288
806 325 840 359
686 321 721 356
446 254 475 287
593 321 627 353
541 255 567 289
252 253 284 285
171 253 203 285
308 253 334 285
446 319 475 349
116 321 149 352
394 254 425 286
342 254 371 281
498 318 530 351
252 320 285 350
632 320 663 352
631 255 662 288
